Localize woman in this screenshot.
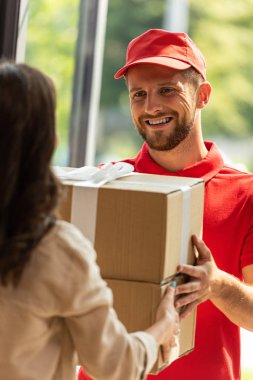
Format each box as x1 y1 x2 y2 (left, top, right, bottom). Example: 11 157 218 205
0 60 179 380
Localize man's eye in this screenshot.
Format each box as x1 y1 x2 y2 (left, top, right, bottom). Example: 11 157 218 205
160 87 173 94
134 91 146 98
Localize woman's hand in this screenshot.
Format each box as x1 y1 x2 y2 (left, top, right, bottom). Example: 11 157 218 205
157 284 180 363
146 284 179 364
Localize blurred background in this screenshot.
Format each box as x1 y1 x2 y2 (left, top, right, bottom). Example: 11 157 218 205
7 0 253 378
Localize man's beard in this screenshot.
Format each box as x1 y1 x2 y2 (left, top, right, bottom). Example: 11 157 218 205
135 112 194 151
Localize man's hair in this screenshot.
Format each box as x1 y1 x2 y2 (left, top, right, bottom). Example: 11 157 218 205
0 61 61 286
181 67 204 88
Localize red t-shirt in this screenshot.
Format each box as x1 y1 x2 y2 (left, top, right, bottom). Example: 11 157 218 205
78 141 253 380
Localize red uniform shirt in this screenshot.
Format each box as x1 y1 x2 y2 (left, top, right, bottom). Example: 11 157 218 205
79 141 253 380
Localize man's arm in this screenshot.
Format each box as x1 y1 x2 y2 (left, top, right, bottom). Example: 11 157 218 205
175 236 253 331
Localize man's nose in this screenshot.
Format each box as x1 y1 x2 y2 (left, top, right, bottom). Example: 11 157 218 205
145 94 163 115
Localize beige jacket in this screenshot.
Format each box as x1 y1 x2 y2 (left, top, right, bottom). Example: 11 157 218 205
0 221 157 380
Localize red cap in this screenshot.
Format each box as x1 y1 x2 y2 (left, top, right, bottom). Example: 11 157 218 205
114 29 206 80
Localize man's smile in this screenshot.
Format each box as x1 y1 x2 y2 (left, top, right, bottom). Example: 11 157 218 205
145 116 174 128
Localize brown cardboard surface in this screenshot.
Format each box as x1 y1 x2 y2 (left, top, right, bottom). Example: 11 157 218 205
58 173 204 283
106 278 196 373
58 185 72 221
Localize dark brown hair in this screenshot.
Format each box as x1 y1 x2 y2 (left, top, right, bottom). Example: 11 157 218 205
181 66 204 88
0 61 61 286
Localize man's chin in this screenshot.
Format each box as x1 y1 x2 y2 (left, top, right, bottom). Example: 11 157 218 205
144 136 178 151
148 144 177 152
143 129 191 151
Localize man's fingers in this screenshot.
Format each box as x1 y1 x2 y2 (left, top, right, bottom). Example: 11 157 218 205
175 289 207 308
175 279 200 295
179 300 199 319
192 234 212 262
176 263 207 280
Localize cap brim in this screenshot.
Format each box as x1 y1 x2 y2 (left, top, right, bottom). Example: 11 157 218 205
114 57 191 79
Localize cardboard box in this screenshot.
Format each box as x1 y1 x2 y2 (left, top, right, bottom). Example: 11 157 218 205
57 172 200 370
106 278 196 373
58 173 204 283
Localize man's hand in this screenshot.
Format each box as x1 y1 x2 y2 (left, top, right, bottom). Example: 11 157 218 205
174 235 222 318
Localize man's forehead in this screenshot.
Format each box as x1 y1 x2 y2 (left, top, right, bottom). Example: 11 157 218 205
127 64 185 87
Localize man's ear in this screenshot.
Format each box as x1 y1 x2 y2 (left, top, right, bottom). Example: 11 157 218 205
196 82 212 109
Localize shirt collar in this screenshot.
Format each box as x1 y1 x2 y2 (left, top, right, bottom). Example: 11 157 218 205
134 141 224 183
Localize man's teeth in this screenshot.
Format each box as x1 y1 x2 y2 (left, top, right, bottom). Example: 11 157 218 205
148 117 172 125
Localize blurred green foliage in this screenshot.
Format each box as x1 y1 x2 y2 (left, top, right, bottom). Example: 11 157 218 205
242 370 253 380
189 0 253 139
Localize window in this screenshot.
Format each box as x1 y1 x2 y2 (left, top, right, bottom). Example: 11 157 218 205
25 0 79 165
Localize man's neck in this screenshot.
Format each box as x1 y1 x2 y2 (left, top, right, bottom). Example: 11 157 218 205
148 135 208 173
